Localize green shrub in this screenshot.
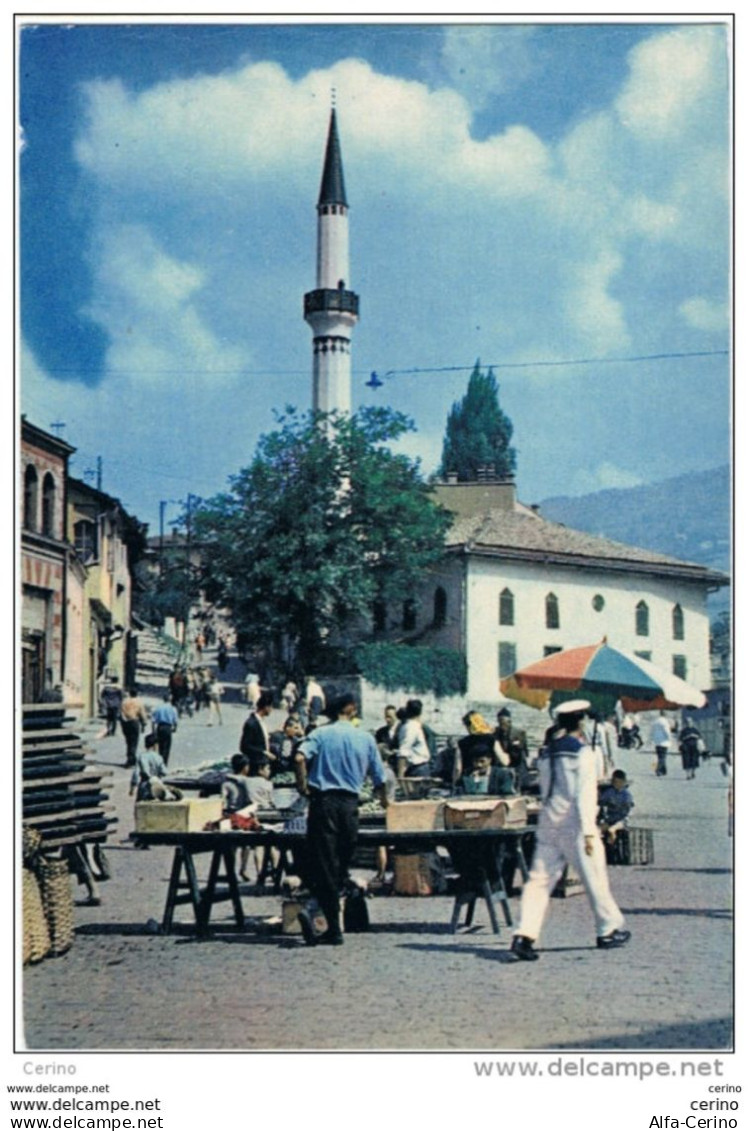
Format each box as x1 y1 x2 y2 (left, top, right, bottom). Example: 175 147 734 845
353 642 467 698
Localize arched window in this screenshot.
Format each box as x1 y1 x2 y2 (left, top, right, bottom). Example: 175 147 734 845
433 586 447 627
23 464 38 531
403 599 417 632
41 473 56 537
499 588 514 626
545 592 560 630
672 604 684 640
635 600 650 637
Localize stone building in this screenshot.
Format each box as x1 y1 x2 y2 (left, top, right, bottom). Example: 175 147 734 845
370 477 728 704
66 476 144 714
20 419 75 703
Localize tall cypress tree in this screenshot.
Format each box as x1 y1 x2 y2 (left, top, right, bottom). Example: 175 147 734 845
439 361 517 480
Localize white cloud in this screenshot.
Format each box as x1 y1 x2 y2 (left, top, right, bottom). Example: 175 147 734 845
38 25 728 514
562 250 629 352
441 25 538 109
570 462 644 495
678 296 729 333
82 225 250 388
615 26 728 141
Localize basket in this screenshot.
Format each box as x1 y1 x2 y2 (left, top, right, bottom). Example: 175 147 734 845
23 868 51 965
22 826 43 865
605 827 654 866
37 859 75 956
628 827 654 865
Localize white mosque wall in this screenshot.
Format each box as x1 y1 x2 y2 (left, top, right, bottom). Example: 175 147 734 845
463 556 712 703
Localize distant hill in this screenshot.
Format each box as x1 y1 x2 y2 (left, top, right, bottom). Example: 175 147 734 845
538 465 731 614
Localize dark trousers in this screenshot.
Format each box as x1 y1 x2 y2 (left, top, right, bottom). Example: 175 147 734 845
156 724 173 765
121 719 141 766
655 746 668 776
106 708 119 736
305 789 359 934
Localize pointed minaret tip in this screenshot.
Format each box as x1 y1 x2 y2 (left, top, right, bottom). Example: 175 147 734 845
318 105 348 208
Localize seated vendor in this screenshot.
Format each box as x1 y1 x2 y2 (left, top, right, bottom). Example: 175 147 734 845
269 715 304 775
221 753 253 814
455 753 516 797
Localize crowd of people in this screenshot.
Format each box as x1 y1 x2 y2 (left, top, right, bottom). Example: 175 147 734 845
97 636 730 954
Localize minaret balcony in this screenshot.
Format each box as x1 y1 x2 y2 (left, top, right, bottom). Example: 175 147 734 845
304 288 360 317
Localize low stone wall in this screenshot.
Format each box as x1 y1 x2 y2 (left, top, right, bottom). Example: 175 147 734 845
319 673 549 746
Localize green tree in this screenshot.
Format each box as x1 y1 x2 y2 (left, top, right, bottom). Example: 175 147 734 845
439 360 516 480
193 407 451 672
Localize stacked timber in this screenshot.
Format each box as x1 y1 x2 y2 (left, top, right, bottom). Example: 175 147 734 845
22 704 116 850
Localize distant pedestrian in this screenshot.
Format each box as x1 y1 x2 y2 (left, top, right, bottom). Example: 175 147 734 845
396 699 431 779
280 679 299 714
100 675 123 737
217 636 229 674
650 711 672 776
120 687 148 768
151 694 179 766
304 677 326 726
679 717 703 780
245 673 261 709
204 672 223 726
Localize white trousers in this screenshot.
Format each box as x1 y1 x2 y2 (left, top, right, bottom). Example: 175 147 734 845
516 821 625 942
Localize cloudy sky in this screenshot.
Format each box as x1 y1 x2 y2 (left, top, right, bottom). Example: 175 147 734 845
19 18 731 532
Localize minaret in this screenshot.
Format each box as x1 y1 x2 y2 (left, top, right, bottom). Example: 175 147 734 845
304 106 359 416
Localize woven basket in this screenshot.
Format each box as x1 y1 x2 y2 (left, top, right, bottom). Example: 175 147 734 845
22 826 43 866
37 859 74 956
23 868 51 965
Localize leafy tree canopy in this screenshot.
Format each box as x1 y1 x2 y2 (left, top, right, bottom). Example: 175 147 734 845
439 360 517 481
192 406 451 672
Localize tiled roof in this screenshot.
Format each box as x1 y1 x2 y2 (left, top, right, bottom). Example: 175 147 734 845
444 506 728 584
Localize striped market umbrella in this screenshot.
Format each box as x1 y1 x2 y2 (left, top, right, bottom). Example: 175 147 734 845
499 639 707 714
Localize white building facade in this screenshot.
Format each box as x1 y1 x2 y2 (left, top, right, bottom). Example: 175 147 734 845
368 480 727 706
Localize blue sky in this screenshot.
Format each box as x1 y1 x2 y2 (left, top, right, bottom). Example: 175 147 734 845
19 18 731 532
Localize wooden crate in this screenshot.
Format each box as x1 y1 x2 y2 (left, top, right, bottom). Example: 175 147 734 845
134 797 222 833
444 797 527 830
385 800 445 832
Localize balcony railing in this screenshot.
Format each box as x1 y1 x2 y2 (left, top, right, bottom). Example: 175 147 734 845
304 288 360 317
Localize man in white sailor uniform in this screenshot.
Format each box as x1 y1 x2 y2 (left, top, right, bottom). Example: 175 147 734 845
508 699 630 961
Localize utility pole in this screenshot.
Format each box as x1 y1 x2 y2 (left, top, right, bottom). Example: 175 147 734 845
96 456 102 492
159 500 168 576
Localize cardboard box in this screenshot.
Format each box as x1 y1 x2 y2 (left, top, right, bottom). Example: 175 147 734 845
444 796 528 830
385 799 445 832
393 854 435 896
134 797 222 833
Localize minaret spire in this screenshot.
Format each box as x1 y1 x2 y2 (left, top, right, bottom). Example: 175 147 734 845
304 105 359 417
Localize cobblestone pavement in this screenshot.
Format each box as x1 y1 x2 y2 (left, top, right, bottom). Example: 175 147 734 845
23 702 733 1051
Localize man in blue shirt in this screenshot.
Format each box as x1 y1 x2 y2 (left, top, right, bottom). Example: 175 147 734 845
294 691 387 946
151 695 179 766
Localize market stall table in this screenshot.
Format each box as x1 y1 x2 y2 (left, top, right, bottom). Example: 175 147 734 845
129 826 533 937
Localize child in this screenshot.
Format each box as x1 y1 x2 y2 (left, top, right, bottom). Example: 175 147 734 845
598 770 635 863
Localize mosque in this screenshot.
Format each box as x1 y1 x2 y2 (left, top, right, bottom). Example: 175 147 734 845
301 107 728 703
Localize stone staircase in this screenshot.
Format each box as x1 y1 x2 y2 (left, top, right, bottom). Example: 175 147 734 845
134 624 182 697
